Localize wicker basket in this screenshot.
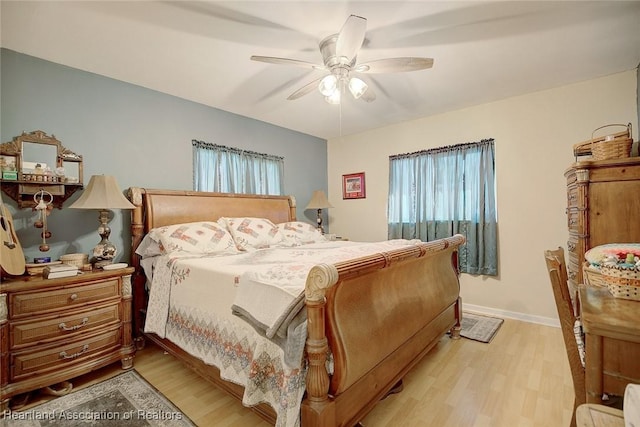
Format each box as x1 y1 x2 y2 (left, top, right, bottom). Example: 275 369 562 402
582 263 606 288
60 253 88 269
573 123 633 159
600 264 640 301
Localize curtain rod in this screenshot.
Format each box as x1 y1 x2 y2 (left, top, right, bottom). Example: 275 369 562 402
192 140 284 161
389 138 494 160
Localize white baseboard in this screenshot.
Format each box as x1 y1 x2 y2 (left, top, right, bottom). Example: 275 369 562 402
461 303 560 328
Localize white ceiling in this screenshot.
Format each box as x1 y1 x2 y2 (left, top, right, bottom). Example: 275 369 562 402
2 1 640 140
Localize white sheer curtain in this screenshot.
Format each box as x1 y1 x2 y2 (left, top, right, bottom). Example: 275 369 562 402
192 140 284 195
388 139 497 275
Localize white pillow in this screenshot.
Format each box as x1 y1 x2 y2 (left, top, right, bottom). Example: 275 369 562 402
135 233 163 258
278 221 326 246
153 221 238 255
219 217 284 251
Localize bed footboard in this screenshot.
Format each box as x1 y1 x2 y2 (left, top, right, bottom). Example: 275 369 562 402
302 235 465 427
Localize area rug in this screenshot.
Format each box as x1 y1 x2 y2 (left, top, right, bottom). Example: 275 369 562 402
460 312 504 343
5 371 196 427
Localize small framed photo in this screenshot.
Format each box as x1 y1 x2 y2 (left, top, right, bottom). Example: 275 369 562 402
0 155 17 172
342 172 366 199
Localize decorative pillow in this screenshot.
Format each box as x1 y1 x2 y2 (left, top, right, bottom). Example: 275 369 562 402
277 221 326 245
219 217 284 251
152 221 238 255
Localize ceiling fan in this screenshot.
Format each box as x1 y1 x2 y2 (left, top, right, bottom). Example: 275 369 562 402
250 15 434 104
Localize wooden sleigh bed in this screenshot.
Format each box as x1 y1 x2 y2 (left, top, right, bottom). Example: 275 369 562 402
127 187 465 427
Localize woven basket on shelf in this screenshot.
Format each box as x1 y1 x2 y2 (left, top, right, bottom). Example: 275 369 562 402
600 264 640 301
590 123 633 160
573 123 633 160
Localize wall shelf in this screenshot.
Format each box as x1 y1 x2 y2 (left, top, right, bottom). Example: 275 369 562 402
0 130 84 209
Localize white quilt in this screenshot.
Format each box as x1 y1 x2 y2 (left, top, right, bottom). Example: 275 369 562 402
143 239 422 427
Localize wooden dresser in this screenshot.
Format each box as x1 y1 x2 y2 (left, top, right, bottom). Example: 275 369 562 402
0 267 135 411
564 157 640 293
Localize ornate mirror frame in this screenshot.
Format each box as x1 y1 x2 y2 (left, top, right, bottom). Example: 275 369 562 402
0 130 83 209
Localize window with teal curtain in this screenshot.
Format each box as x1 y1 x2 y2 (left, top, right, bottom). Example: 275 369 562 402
388 139 497 275
192 140 284 195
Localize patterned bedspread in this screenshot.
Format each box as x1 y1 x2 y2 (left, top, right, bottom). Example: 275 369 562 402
143 239 421 427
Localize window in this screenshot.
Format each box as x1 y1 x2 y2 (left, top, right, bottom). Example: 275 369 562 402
388 139 497 275
192 140 284 195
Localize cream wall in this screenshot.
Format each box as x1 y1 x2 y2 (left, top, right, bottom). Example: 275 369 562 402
327 71 638 324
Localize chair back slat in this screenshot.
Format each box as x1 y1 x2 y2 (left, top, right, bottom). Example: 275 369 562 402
544 247 586 427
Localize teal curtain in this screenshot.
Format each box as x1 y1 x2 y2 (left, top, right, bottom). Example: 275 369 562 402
192 140 284 195
388 139 497 275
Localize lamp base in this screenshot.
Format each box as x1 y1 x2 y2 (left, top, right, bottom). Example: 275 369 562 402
316 208 325 235
93 259 114 269
90 239 117 268
91 210 117 268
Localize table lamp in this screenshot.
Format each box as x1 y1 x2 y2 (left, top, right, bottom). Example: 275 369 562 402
69 175 135 267
305 190 333 234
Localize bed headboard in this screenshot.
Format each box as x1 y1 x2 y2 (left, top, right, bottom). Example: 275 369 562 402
127 187 297 254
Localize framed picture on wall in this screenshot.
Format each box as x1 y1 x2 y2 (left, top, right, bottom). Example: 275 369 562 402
342 172 366 199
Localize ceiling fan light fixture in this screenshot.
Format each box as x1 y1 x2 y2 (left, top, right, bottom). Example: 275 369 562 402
252 15 434 105
325 90 341 105
348 77 368 99
319 75 338 96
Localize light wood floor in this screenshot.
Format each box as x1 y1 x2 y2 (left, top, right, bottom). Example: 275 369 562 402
12 318 574 426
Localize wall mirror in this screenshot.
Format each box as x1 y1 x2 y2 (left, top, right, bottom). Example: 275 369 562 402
0 130 83 208
22 141 58 173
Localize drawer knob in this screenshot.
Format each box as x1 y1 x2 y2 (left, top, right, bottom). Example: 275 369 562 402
567 242 576 251
569 271 577 280
59 317 88 331
69 293 78 301
59 344 89 360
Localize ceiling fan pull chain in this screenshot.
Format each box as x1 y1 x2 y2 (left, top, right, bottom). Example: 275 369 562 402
339 102 343 137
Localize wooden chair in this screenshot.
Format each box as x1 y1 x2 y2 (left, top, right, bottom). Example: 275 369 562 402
545 247 586 427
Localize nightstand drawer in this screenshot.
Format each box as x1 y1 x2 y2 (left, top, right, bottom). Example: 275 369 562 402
10 278 120 318
11 302 121 349
11 327 122 381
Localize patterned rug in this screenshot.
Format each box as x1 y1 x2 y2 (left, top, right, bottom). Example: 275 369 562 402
460 312 504 343
4 371 196 427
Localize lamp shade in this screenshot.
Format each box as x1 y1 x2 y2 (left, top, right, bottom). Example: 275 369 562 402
306 190 333 210
69 175 135 210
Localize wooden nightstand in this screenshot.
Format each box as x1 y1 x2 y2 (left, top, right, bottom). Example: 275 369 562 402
0 267 136 411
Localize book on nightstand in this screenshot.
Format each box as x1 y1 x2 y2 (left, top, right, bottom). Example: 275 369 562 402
43 264 80 279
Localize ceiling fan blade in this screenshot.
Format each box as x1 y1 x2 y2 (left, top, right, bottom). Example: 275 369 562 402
355 57 434 73
287 77 323 100
359 85 376 103
335 15 367 61
251 55 325 71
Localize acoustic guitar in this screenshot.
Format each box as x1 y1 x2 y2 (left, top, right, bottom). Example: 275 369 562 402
0 193 26 276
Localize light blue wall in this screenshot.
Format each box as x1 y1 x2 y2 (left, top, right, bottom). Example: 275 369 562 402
1 48 328 264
